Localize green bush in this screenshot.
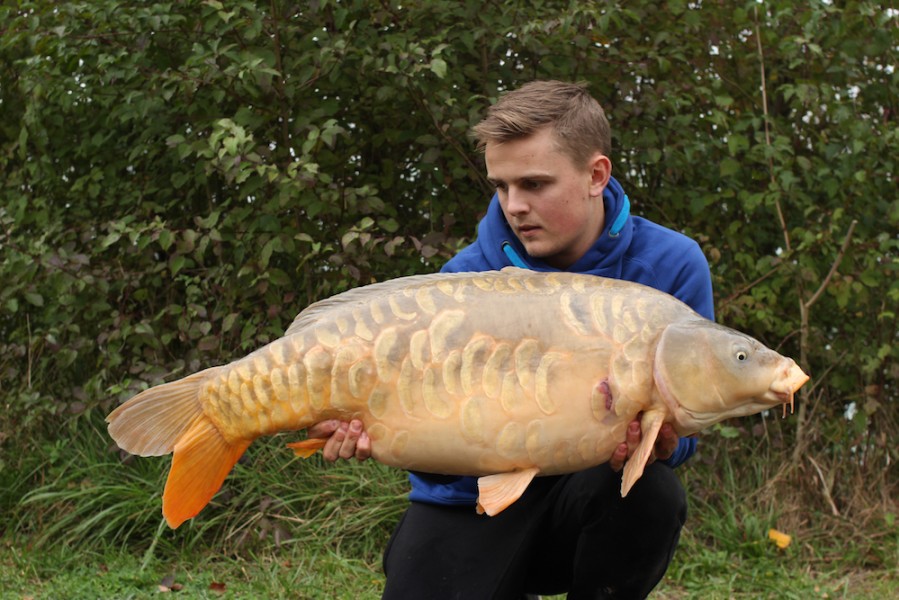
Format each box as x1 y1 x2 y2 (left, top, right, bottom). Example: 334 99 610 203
1 0 895 572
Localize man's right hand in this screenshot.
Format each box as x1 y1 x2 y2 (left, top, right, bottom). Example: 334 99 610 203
306 419 372 462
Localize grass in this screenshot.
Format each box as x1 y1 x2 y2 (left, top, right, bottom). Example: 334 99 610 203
1 540 384 599
2 532 895 599
3 414 897 598
658 525 898 599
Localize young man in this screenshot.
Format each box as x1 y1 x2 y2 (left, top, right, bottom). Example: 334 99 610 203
309 80 714 599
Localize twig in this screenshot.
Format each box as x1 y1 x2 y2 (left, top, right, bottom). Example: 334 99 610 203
26 314 33 390
406 84 492 193
793 220 856 462
800 349 848 399
807 455 840 517
754 5 791 253
718 262 783 311
803 219 858 310
269 0 291 163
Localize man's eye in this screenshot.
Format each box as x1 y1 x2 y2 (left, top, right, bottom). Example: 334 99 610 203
524 180 543 190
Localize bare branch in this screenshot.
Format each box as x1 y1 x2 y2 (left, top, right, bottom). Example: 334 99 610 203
754 5 791 253
807 455 840 517
718 262 783 311
804 219 858 310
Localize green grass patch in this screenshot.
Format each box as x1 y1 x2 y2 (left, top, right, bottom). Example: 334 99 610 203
3 534 895 599
658 523 899 599
1 540 384 599
13 417 407 559
4 415 897 598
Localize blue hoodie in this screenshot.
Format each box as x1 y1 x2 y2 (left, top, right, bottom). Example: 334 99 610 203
409 176 715 506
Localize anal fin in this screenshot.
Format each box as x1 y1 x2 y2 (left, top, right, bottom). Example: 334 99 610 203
476 467 540 516
286 438 328 458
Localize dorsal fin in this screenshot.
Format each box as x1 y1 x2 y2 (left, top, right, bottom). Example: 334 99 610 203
499 266 531 275
284 271 483 337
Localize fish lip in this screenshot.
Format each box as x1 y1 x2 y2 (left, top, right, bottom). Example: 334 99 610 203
771 362 810 415
771 389 794 413
772 390 792 403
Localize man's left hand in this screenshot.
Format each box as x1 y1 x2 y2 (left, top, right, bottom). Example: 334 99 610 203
608 419 679 472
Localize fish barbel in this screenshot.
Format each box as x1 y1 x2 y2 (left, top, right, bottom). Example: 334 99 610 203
107 268 809 527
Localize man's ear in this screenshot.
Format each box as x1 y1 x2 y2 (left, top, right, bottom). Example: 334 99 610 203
588 153 612 197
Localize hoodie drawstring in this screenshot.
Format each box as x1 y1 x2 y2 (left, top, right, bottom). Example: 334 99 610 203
608 194 630 238
501 242 531 269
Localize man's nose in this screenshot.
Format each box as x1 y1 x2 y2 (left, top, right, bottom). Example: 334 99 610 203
505 187 529 215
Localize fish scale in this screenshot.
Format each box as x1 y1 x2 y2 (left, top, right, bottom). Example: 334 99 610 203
107 268 808 527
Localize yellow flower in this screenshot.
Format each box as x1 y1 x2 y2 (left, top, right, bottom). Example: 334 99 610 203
768 528 792 549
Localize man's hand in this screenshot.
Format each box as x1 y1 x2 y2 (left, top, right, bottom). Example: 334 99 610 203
609 419 679 472
306 419 372 462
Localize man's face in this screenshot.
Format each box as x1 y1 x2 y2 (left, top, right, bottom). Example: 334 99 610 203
485 127 610 270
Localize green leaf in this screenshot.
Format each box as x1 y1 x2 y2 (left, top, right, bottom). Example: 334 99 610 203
430 58 447 78
158 230 174 251
720 158 741 177
260 241 274 268
715 424 740 439
379 218 400 233
101 232 121 249
24 292 44 307
170 255 186 276
221 312 239 333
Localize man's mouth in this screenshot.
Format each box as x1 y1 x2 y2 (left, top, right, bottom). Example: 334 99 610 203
517 224 541 238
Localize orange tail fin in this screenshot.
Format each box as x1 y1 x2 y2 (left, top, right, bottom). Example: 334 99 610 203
164 417 251 528
106 366 252 528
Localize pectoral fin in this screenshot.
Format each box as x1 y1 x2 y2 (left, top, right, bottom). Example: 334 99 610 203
286 438 328 458
620 409 666 497
476 467 540 516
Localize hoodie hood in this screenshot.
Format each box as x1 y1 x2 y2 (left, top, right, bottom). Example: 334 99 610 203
473 176 634 278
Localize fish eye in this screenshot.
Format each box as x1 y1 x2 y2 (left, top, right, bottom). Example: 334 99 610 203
735 350 749 362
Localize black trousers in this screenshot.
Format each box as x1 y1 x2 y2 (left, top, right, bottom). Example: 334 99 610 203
382 463 686 600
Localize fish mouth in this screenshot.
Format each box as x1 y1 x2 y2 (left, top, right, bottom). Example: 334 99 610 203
769 360 810 416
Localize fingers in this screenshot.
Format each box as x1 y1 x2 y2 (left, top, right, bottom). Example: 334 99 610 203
654 423 678 461
611 420 642 472
609 442 628 472
625 419 641 457
355 427 372 461
306 419 340 440
315 419 370 463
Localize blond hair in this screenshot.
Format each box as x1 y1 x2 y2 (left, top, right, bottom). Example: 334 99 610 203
471 80 611 167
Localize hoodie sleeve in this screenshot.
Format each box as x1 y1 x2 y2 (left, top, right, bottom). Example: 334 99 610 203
670 239 715 321
662 436 698 469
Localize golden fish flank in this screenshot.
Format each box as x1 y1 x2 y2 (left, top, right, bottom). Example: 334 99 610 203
482 342 513 399
427 309 466 361
442 350 464 397
352 309 375 341
461 336 492 396
106 268 809 528
559 291 593 336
